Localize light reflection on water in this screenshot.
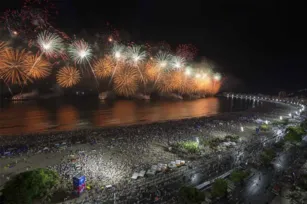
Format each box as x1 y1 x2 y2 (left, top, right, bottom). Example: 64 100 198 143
0 97 261 135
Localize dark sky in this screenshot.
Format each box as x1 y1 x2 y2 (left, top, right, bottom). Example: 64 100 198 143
2 0 307 94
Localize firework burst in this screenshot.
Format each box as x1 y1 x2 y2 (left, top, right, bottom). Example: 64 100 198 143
126 45 147 66
113 66 139 97
157 71 183 93
56 66 81 88
94 55 115 79
210 73 222 95
111 43 126 61
2 0 58 40
25 54 51 79
176 44 198 61
0 41 9 53
0 48 33 85
213 73 221 81
68 39 99 89
68 40 93 64
108 43 127 84
143 61 159 82
126 45 147 83
170 56 185 70
37 31 64 58
155 51 171 69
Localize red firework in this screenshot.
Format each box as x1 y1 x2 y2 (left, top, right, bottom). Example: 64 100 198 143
105 22 120 42
176 44 198 61
156 41 172 52
1 0 69 45
23 0 58 21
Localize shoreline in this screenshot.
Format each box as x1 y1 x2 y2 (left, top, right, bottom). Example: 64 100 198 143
0 96 301 203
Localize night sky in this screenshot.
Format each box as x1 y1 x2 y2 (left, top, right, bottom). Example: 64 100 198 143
2 0 307 94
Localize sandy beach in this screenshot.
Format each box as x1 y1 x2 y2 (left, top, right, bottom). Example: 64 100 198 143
0 97 300 203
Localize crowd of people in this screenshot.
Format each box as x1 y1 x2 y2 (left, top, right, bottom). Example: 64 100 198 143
0 96 300 203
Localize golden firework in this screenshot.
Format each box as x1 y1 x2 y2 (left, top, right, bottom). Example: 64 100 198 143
182 77 198 94
0 41 8 54
210 79 222 95
0 48 32 85
143 61 159 82
202 77 212 93
93 55 115 79
113 66 139 97
56 66 81 88
157 71 183 93
25 54 52 79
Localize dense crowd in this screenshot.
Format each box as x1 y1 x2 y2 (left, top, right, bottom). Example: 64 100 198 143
0 97 300 203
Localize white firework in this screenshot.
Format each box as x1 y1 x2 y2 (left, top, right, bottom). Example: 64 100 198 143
111 43 126 61
68 40 93 64
171 56 185 70
126 45 147 66
155 51 171 69
37 31 64 57
214 73 221 81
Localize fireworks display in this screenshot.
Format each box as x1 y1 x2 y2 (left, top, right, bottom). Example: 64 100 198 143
68 40 93 64
56 66 81 88
37 31 64 58
25 54 51 79
0 41 8 53
113 66 139 97
155 51 171 70
157 71 183 93
143 61 159 82
94 55 115 79
176 44 198 61
0 2 223 98
0 48 32 85
126 45 147 66
170 56 185 70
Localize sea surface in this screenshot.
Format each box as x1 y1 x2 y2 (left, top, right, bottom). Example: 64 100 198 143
0 97 264 135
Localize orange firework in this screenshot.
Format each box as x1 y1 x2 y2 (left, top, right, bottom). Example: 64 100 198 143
0 41 8 54
25 54 51 79
56 66 81 88
143 61 159 83
210 79 222 95
0 48 33 85
201 77 212 93
157 71 183 93
183 77 198 94
93 55 115 79
157 74 172 93
113 65 139 97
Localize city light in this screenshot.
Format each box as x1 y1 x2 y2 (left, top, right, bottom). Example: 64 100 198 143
280 116 283 120
240 126 244 132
